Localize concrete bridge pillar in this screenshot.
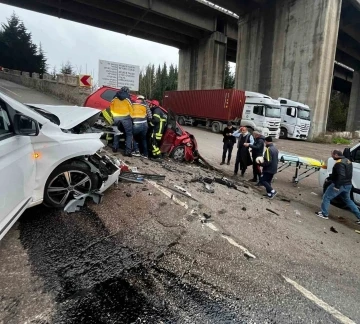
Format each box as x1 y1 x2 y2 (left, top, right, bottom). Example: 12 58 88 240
235 0 342 138
346 71 360 131
178 31 227 90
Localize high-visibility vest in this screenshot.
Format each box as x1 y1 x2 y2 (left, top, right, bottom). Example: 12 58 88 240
132 103 147 122
110 97 133 118
101 107 114 125
153 109 167 140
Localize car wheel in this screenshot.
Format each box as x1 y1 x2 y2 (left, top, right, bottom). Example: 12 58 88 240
211 122 221 133
44 163 98 208
280 128 288 139
178 116 185 125
171 146 185 162
323 181 346 209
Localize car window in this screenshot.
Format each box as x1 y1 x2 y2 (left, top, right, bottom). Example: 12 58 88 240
0 104 14 139
253 106 264 116
353 149 360 163
100 90 117 103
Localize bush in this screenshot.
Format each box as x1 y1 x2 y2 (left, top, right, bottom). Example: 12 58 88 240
331 137 351 145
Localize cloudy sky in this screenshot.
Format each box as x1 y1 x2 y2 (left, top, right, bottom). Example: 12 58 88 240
0 3 179 85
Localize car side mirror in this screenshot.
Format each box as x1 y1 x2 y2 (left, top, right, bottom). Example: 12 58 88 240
343 148 351 160
14 113 39 136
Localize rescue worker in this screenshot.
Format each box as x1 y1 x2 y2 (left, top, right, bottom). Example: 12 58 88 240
316 150 360 224
110 86 133 156
131 96 152 158
221 121 237 165
244 131 265 182
149 100 166 159
233 127 254 177
258 136 279 199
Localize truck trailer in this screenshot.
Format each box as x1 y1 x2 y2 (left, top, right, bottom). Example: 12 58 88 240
163 89 281 138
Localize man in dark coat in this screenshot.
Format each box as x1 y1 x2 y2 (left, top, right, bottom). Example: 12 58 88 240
233 127 254 176
221 121 237 165
244 131 265 182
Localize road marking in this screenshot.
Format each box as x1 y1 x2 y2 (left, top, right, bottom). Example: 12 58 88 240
148 180 257 259
283 276 356 324
0 85 21 97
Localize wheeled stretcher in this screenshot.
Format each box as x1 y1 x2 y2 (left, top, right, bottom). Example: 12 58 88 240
277 152 323 186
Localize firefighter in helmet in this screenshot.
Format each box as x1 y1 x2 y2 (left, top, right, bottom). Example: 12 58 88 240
149 100 166 159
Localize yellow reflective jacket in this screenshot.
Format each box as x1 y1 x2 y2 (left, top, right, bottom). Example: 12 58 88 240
132 103 147 121
110 97 133 118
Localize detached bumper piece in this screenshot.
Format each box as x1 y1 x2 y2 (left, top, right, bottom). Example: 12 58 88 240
64 192 104 213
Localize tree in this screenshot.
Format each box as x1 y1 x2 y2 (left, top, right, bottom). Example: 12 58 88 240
327 91 348 131
224 62 235 89
0 13 47 73
51 65 57 80
60 61 74 75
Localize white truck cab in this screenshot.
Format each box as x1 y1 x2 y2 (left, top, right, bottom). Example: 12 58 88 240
241 92 281 139
319 144 360 206
278 98 311 140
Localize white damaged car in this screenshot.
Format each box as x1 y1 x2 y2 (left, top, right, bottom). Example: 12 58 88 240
0 92 120 240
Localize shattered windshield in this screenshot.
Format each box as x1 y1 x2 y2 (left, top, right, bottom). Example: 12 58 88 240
265 106 281 118
298 108 310 120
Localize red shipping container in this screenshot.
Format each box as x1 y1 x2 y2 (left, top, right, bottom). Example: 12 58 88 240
163 89 246 122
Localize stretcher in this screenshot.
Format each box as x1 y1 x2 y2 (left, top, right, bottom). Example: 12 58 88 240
277 151 323 186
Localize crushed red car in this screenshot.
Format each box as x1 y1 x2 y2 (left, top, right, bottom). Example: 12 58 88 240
84 86 199 162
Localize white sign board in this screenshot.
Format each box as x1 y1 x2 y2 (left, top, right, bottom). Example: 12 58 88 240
98 60 140 91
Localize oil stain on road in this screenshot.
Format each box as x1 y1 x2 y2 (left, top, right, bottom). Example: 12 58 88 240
18 205 245 323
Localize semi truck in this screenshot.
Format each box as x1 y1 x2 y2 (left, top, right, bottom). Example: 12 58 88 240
163 89 281 138
278 98 311 140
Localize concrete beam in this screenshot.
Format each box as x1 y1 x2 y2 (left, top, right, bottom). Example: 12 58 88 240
337 31 360 63
34 0 191 44
334 65 353 82
202 0 266 15
235 0 342 138
1 0 185 48
346 71 360 131
178 32 227 90
336 49 360 70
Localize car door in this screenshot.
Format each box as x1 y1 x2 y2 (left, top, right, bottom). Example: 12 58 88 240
285 107 296 135
0 99 36 240
160 109 178 153
351 145 360 204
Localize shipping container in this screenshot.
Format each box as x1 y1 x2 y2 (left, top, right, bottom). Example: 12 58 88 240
163 89 246 123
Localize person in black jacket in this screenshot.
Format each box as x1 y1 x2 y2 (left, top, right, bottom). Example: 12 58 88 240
233 127 254 176
316 150 360 224
257 136 279 199
221 122 237 165
244 131 265 182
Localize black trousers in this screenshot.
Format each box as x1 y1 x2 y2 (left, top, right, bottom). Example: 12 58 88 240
222 141 234 163
252 156 262 180
234 148 250 175
260 172 274 193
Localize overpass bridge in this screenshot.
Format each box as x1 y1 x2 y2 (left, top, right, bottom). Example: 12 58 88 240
1 0 360 135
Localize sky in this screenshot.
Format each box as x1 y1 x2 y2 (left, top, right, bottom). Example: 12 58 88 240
0 3 180 85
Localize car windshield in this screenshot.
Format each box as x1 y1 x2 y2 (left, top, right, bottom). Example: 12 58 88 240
298 108 310 120
265 106 281 118
27 106 60 125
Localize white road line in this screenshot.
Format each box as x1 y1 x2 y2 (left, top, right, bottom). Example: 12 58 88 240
0 85 21 97
283 276 356 324
148 180 257 259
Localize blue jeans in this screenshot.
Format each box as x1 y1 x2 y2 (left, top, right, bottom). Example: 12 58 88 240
321 183 360 219
260 172 274 193
133 122 148 157
113 116 133 154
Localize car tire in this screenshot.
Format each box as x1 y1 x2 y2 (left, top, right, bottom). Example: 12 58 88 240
280 128 288 139
171 146 185 162
44 163 99 208
178 116 185 125
211 122 221 133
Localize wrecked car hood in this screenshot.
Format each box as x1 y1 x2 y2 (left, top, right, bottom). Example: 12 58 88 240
25 104 100 129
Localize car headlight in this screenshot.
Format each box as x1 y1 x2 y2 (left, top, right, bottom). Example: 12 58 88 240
186 142 193 147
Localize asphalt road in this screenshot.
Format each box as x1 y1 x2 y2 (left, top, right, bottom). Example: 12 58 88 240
1 79 360 324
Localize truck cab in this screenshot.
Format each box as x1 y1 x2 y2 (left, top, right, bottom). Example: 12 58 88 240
242 91 281 139
319 144 360 206
278 98 311 140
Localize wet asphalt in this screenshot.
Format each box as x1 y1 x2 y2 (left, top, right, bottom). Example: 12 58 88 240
1 79 360 323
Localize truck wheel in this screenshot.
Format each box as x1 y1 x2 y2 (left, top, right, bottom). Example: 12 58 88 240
192 121 198 127
280 128 288 139
178 116 185 125
211 122 221 133
44 163 98 208
171 146 185 162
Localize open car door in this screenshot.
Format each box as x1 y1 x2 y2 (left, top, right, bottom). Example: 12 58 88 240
160 109 179 153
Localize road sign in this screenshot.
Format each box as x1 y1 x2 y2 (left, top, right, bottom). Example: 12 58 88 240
79 74 92 87
98 60 140 91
